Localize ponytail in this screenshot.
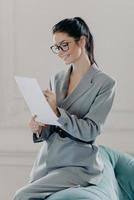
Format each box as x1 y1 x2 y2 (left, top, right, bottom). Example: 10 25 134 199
73 17 95 65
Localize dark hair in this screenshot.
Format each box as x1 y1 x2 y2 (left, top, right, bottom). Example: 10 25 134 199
52 17 96 65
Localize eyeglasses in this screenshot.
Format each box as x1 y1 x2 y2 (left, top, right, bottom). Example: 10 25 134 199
50 41 71 54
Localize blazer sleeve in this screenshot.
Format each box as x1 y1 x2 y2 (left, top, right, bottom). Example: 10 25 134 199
57 78 116 142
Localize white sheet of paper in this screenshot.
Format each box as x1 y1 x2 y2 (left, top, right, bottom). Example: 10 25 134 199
15 76 61 126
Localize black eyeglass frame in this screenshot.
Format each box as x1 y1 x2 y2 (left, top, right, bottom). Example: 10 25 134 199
50 41 71 54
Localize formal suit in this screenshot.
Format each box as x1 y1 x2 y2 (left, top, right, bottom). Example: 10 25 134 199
13 63 116 200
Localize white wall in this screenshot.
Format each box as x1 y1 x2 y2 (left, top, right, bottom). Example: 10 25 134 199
0 0 134 199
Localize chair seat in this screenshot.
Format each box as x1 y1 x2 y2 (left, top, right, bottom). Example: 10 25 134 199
47 145 134 200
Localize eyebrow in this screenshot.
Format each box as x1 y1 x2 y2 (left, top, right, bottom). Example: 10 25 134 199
54 40 68 46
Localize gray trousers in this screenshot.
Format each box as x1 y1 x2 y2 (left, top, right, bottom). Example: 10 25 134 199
13 167 91 200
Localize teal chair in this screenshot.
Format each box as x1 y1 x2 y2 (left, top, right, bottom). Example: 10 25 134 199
47 145 134 200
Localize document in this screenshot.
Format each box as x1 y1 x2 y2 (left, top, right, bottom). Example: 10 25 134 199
15 76 61 126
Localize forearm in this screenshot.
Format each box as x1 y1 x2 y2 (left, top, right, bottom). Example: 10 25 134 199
57 108 100 142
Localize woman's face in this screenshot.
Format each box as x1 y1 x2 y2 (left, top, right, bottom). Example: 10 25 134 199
52 32 82 65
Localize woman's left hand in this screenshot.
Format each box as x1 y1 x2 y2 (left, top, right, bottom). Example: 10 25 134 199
43 89 60 117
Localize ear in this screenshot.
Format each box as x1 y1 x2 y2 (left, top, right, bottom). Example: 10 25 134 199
78 36 86 48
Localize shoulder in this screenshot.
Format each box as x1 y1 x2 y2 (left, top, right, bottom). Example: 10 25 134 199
48 69 67 88
54 69 67 80
93 69 117 90
53 68 69 85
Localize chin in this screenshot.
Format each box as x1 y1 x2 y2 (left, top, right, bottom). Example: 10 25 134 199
65 62 72 65
64 58 74 65
63 60 71 65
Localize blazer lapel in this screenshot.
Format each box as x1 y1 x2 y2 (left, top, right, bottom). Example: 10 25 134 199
55 66 72 107
56 63 100 110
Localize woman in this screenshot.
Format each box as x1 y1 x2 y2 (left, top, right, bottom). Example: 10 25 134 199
13 17 116 200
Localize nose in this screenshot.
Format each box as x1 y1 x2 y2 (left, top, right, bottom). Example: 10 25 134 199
58 49 65 58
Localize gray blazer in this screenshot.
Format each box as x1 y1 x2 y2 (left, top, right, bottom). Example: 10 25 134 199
30 63 116 185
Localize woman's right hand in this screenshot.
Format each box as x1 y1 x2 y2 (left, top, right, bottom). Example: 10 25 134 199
29 115 48 133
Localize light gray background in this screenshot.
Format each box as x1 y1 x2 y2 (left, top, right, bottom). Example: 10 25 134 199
0 0 134 199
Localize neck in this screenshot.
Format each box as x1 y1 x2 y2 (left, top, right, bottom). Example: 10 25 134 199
71 54 92 77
